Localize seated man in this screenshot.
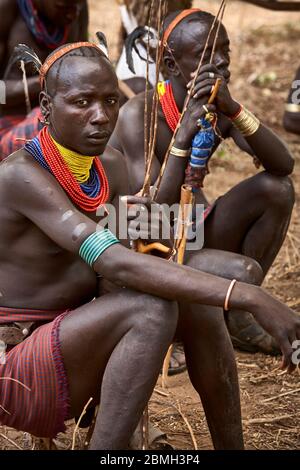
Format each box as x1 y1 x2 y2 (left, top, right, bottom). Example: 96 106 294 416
0 0 88 159
110 8 295 355
283 66 300 135
0 41 299 451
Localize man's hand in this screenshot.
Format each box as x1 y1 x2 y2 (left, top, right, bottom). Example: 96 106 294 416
175 98 216 148
187 64 240 117
122 195 174 249
249 287 300 373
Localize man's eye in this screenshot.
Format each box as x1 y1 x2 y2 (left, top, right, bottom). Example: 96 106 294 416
76 99 88 106
106 98 118 105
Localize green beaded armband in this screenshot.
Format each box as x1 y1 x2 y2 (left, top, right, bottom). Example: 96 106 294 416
79 229 120 267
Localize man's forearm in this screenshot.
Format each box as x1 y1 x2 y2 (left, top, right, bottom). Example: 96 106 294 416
244 124 294 176
96 243 256 311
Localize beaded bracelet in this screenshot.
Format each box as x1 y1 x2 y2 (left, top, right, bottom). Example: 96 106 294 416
79 229 120 267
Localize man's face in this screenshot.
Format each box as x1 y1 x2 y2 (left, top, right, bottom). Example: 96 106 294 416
38 0 84 26
47 55 120 156
171 19 231 85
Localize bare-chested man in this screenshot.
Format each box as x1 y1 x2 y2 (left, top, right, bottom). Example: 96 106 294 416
0 0 88 158
110 9 295 356
0 41 299 451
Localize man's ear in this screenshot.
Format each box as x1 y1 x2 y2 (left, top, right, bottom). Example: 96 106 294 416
163 54 181 78
39 91 52 121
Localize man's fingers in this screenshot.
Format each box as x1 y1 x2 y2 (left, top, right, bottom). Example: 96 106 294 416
187 73 223 89
193 86 215 100
190 64 219 78
121 195 151 206
192 78 222 96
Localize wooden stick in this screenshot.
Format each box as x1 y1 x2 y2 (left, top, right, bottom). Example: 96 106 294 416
244 414 294 425
0 377 31 391
0 432 23 450
162 344 173 389
171 401 198 450
261 387 300 403
152 0 227 199
71 397 93 450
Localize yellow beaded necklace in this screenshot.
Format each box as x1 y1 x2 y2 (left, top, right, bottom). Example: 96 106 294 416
51 136 95 183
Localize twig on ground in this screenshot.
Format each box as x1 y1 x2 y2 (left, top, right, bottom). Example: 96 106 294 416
261 387 300 403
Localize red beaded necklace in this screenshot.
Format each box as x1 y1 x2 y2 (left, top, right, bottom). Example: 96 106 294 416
158 81 180 132
40 127 109 212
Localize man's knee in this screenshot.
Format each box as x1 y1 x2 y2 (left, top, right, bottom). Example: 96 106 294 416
185 250 263 285
257 172 295 211
228 256 263 285
128 292 179 336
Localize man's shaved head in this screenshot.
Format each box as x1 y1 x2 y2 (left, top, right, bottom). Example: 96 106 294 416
163 10 224 59
44 46 109 96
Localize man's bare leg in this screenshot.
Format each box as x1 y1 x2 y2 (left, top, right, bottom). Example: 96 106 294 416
204 172 295 275
178 250 263 449
59 290 178 450
202 172 294 353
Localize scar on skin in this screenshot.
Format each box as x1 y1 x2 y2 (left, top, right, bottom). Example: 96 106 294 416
72 223 88 241
61 210 75 222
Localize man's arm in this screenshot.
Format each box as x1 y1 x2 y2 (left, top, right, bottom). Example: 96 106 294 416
0 0 40 108
3 152 300 369
227 118 294 175
192 64 295 176
0 0 16 67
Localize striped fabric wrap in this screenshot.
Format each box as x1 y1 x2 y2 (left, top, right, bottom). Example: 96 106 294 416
0 107 42 161
0 306 65 324
0 310 70 437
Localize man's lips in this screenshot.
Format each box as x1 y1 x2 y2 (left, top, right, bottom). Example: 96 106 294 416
87 131 110 142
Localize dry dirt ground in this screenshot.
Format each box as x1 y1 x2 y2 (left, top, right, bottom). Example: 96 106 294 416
0 0 299 451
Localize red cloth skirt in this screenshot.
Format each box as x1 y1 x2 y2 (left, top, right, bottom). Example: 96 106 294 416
0 310 70 438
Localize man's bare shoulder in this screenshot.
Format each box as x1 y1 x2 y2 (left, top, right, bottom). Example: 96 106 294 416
0 149 58 201
111 92 152 158
101 145 129 198
118 92 148 124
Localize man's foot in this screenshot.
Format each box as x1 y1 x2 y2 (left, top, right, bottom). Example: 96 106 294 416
226 310 280 355
168 342 186 376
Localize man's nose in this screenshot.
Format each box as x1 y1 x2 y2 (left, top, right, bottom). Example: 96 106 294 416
214 52 229 70
90 103 109 125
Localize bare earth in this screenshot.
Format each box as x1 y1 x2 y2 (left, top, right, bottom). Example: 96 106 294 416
0 0 299 451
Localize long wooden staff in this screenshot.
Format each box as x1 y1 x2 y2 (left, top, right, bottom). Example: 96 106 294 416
160 1 227 386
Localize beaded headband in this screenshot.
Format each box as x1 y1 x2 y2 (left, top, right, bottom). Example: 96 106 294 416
39 41 108 88
162 8 202 47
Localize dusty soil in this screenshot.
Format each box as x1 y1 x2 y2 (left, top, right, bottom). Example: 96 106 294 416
0 0 299 451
